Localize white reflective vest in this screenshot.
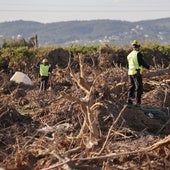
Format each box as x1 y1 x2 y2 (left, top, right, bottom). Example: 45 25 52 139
40 64 50 76
127 50 142 75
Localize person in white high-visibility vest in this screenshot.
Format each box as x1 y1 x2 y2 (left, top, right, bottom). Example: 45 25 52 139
127 40 150 106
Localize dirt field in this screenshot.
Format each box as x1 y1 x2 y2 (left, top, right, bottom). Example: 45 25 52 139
0 50 170 170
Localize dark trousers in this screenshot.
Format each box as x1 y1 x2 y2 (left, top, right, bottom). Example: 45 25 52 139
40 76 49 91
127 74 143 104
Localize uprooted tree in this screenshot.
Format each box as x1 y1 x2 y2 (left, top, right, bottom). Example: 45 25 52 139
0 45 170 170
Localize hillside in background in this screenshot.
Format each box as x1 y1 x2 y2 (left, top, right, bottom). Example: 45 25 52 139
0 18 170 46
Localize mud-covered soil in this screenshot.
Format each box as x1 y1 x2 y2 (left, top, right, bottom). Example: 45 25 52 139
0 53 170 170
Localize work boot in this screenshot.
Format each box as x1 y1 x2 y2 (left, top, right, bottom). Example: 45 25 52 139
135 103 140 107
135 100 141 107
127 99 133 105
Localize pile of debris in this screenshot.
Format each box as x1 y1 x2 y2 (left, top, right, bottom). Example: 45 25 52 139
0 52 169 170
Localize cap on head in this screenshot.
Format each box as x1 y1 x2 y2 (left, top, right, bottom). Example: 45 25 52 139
42 58 48 63
131 40 140 47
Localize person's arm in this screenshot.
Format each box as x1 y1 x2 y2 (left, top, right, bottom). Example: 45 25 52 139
137 52 150 69
35 61 41 68
48 65 52 73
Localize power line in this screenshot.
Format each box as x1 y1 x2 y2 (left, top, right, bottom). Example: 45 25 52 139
0 9 169 13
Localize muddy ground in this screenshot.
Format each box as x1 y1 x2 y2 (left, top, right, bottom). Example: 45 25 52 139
0 50 170 170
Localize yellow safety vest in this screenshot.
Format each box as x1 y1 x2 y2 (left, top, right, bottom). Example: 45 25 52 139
127 50 143 75
40 64 50 76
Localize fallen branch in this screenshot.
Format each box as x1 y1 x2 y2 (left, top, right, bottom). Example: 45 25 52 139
96 105 128 155
65 146 82 156
111 68 169 82
74 135 170 161
40 135 170 170
156 118 170 134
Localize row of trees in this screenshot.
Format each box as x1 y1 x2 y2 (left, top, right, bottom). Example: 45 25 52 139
1 34 38 48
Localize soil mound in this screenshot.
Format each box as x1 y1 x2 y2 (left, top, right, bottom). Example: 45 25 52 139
47 48 70 69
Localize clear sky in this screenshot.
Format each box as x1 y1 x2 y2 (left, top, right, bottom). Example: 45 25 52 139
0 0 170 23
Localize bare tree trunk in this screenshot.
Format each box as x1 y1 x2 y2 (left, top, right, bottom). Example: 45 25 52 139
68 53 102 149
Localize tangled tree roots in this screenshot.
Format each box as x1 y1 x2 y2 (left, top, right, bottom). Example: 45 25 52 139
0 52 170 169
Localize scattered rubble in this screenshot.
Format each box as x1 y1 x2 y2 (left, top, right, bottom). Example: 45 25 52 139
0 52 169 170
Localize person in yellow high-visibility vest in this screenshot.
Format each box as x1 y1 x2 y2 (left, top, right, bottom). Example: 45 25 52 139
127 40 150 106
39 58 52 91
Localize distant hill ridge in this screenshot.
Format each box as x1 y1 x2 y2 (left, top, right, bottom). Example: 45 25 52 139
0 18 170 46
